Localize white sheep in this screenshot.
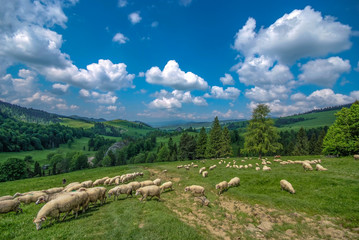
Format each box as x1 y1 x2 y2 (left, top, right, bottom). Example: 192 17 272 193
108 186 121 200
36 192 70 205
160 181 173 192
280 180 295 194
262 166 271 171
140 180 155 187
255 167 260 171
127 181 141 192
215 181 228 194
302 162 313 171
153 178 161 186
78 187 107 207
80 180 93 188
135 185 161 201
0 195 13 201
177 165 183 169
199 167 206 174
316 164 328 171
18 192 47 204
193 164 198 168
43 187 64 195
64 183 82 192
228 177 240 187
184 185 205 196
209 165 217 170
63 182 80 191
116 185 133 198
202 171 208 178
0 199 22 214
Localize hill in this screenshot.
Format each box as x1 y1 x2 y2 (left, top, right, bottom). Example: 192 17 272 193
0 156 358 239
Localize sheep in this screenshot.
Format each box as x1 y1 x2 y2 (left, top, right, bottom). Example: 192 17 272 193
43 187 64 195
255 167 260 171
36 192 70 205
199 167 206 174
302 162 313 171
108 186 121 200
153 178 161 186
104 178 111 185
108 177 120 185
115 178 121 185
79 187 107 207
80 180 93 188
244 165 248 169
194 196 210 207
33 194 81 230
202 171 208 178
266 161 272 165
92 179 103 186
162 170 168 173
248 164 253 168
316 164 328 171
0 199 22 214
160 181 173 192
280 180 295 194
228 177 240 187
209 165 217 170
354 155 359 160
140 180 155 187
177 165 183 169
116 185 133 199
215 181 228 194
184 185 205 196
262 166 271 171
185 166 190 170
135 185 161 201
64 183 82 192
18 192 47 204
193 164 198 168
71 190 90 213
0 195 13 201
63 182 80 191
127 181 141 192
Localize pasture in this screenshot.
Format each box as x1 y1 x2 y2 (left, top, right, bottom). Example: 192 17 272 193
0 156 358 239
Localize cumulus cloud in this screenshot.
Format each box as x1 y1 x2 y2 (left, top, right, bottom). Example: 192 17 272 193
245 85 289 102
212 109 244 119
0 69 38 98
146 60 208 90
118 0 127 8
220 73 234 85
79 89 118 104
52 83 69 94
179 0 192 6
24 91 63 105
112 32 129 44
204 86 240 100
233 6 352 64
128 12 142 24
298 57 350 87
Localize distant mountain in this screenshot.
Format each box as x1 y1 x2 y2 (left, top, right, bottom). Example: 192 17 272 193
68 115 107 123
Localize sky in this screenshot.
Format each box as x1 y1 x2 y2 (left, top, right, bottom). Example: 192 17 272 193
0 0 358 123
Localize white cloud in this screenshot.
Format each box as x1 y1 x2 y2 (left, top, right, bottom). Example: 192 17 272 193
24 91 62 105
107 105 117 111
128 12 142 24
112 33 129 44
298 57 350 87
149 97 182 110
118 0 127 8
236 55 294 88
151 21 159 28
179 0 192 7
0 69 38 98
138 72 145 77
212 109 244 119
52 83 69 94
233 6 352 64
146 60 208 90
204 86 240 100
70 104 79 110
79 89 118 104
350 91 359 100
245 85 289 102
220 73 234 85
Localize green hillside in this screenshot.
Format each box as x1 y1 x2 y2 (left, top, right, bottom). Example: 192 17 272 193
105 119 154 136
60 117 94 129
0 156 358 239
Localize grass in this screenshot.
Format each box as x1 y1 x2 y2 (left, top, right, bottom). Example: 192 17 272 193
0 155 358 239
60 118 94 129
104 120 154 137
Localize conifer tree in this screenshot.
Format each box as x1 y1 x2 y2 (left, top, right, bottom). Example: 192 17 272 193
314 129 326 154
196 127 207 159
308 133 317 154
206 116 222 158
293 127 309 155
220 127 232 157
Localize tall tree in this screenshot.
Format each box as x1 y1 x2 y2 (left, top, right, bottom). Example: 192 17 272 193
179 132 196 160
220 127 233 157
293 128 309 155
308 133 317 154
157 145 170 162
314 129 326 154
323 101 359 156
196 127 207 159
243 104 282 158
206 117 223 158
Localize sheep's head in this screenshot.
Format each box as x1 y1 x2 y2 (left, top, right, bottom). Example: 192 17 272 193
184 187 190 192
135 190 141 196
215 185 219 189
35 196 45 205
33 217 46 230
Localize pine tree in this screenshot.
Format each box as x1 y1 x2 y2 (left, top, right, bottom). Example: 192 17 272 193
308 133 317 154
33 161 41 177
244 104 282 158
196 127 207 159
206 117 222 158
179 132 196 160
293 128 309 155
220 127 232 157
315 129 326 154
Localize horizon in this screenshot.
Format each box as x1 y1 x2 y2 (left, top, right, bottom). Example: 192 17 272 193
0 0 358 122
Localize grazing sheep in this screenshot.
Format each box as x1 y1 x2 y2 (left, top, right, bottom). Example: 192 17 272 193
354 155 359 160
80 180 93 188
140 180 155 187
160 181 173 192
228 177 240 187
36 192 71 205
127 181 141 192
202 171 208 178
116 185 133 199
255 167 260 171
104 178 111 185
199 167 206 174
280 180 295 194
244 165 248 169
185 166 190 170
248 164 253 168
162 170 168 173
18 192 47 204
209 165 217 170
71 191 90 213
108 177 120 185
79 187 107 207
316 164 328 171
302 162 313 171
115 178 121 185
177 165 183 169
92 179 103 186
0 199 22 214
184 185 205 196
153 178 161 186
193 165 198 168
215 181 228 194
43 187 64 195
33 194 81 230
64 182 80 191
262 166 271 171
194 196 210 207
0 195 13 201
108 186 121 200
64 183 82 192
135 186 161 201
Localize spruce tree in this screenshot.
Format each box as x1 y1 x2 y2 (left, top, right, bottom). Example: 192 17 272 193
220 127 232 157
244 104 282 158
315 129 326 154
308 133 317 154
293 127 309 155
196 127 207 159
206 116 222 158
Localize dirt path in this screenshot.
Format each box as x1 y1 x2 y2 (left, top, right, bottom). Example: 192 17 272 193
147 167 359 240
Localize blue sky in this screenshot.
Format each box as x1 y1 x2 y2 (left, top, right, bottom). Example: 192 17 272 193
0 0 358 122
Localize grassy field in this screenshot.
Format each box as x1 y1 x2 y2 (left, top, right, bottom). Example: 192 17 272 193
60 118 94 129
1 155 358 239
105 119 154 137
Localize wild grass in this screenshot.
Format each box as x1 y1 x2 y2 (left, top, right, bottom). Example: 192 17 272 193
59 118 94 129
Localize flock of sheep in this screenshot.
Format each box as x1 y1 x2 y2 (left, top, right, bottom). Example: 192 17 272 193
0 155 332 231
